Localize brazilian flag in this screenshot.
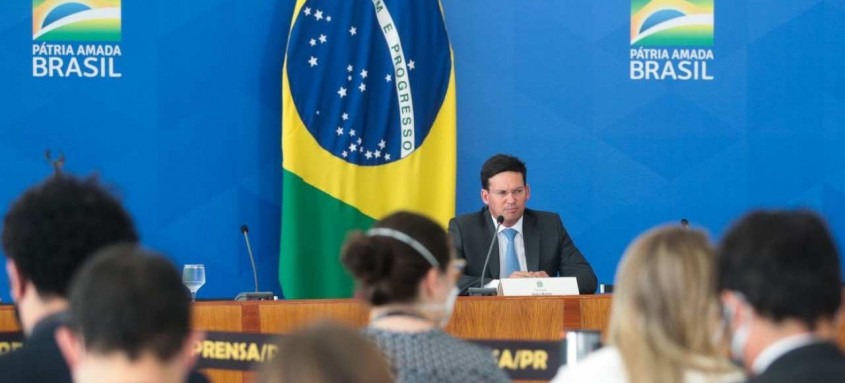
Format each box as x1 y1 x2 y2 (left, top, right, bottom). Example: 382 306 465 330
280 0 456 299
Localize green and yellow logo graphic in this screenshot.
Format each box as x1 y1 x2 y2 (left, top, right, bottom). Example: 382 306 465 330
33 0 121 42
631 0 713 46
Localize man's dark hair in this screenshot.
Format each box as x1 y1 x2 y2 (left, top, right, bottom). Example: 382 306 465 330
2 175 138 297
480 154 527 190
717 210 842 329
67 244 191 361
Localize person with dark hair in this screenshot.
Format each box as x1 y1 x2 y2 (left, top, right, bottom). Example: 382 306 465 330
341 211 509 383
448 153 597 294
258 322 392 383
718 210 845 382
55 245 202 383
0 174 208 383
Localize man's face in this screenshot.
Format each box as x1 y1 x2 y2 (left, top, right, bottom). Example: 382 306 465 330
481 171 530 227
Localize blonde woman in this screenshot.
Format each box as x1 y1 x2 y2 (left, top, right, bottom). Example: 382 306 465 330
552 225 743 383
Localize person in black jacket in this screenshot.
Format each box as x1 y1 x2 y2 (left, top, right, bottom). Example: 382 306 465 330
448 154 597 294
717 210 845 382
56 245 203 383
0 174 208 383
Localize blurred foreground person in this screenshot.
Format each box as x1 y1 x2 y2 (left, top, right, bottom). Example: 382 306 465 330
258 322 392 383
56 245 203 383
552 225 742 383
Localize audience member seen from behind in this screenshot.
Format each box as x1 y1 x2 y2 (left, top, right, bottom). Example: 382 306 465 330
718 210 845 382
552 225 743 383
0 175 139 382
258 322 392 383
55 245 203 383
341 211 509 383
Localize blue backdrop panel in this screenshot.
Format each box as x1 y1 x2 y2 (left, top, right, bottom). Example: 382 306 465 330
0 0 843 301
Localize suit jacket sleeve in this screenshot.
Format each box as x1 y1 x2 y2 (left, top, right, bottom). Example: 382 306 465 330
448 217 483 294
555 216 597 294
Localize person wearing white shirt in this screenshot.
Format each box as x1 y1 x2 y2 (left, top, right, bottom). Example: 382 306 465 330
552 225 743 383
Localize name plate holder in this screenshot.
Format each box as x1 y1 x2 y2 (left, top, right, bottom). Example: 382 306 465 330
497 277 579 296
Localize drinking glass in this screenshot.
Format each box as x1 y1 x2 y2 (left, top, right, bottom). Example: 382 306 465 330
182 264 206 301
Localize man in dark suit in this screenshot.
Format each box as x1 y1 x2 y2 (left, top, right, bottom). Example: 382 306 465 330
0 175 208 383
717 210 845 382
448 154 597 294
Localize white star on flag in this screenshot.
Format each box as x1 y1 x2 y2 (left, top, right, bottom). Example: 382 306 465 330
357 138 362 145
385 153 391 161
349 143 357 152
359 146 364 153
360 69 368 78
347 64 353 72
315 10 323 20
358 83 366 92
378 140 386 149
303 7 311 16
319 34 327 43
385 74 392 82
336 127 343 135
342 113 349 120
349 26 357 36
408 60 416 70
365 151 373 159
374 150 382 158
308 56 318 67
349 129 356 136
347 75 352 81
341 150 348 158
337 87 347 98
309 38 316 46
326 16 332 22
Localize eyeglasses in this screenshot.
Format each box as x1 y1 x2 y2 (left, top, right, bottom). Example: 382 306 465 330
489 187 526 198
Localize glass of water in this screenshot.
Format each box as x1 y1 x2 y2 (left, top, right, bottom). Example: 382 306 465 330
182 264 206 301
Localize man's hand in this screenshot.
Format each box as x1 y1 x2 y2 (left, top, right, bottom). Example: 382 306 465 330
507 271 549 278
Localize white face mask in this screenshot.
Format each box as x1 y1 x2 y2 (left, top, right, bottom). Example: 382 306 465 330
419 286 460 328
722 293 752 367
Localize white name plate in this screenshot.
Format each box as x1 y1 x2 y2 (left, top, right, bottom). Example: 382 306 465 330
497 277 579 296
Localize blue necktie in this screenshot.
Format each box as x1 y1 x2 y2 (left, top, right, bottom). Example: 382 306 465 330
502 228 520 278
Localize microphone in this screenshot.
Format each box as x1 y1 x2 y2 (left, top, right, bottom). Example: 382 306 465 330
234 225 274 301
467 215 505 296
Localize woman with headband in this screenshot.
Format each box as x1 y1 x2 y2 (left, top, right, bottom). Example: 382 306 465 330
341 211 509 383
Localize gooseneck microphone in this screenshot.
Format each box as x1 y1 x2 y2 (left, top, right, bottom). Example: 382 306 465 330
467 215 505 296
234 225 274 301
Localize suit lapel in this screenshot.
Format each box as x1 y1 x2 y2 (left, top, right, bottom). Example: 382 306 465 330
481 209 502 279
523 210 540 272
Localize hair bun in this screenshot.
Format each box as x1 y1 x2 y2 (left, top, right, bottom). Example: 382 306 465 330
341 233 394 285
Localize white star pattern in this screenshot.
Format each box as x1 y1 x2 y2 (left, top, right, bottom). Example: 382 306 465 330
309 38 316 46
316 110 320 115
349 129 356 136
314 10 323 20
347 75 352 81
359 146 364 153
342 113 349 121
336 127 344 135
308 56 318 67
319 34 327 44
337 87 347 98
365 151 373 159
357 138 362 145
349 26 357 36
349 143 357 152
326 16 332 22
303 7 311 16
385 153 391 161
341 150 348 158
358 83 366 92
378 140 386 149
408 60 416 70
385 74 392 82
374 150 382 158
360 69 368 78
347 64 353 72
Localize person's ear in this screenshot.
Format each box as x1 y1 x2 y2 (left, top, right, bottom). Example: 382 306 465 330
55 326 83 371
181 331 205 370
6 260 26 302
419 268 441 300
524 184 531 201
481 188 490 206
